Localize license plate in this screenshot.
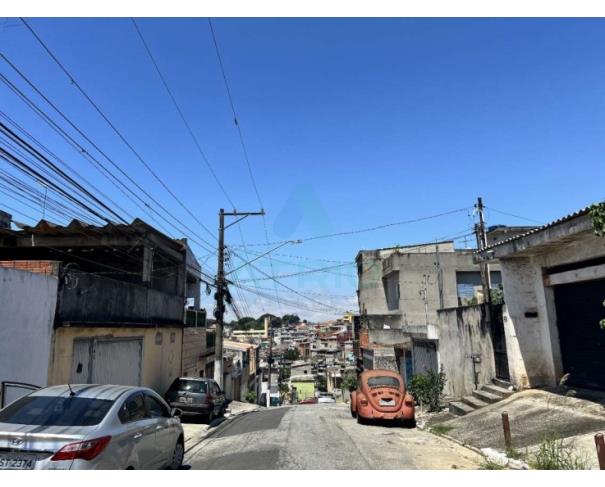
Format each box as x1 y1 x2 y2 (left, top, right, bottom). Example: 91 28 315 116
179 397 193 404
0 454 36 470
380 398 394 406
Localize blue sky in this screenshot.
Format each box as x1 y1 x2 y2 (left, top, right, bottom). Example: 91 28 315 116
1 18 605 320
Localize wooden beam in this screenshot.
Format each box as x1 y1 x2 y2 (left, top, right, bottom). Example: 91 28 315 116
545 263 605 287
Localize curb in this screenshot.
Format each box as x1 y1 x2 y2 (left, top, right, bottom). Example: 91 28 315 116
184 406 262 454
424 427 529 470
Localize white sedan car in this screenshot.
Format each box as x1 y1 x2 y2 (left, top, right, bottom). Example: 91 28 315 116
0 384 184 470
317 392 336 404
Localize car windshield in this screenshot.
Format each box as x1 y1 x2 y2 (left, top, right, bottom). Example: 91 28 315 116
367 376 401 389
0 395 114 426
169 379 207 394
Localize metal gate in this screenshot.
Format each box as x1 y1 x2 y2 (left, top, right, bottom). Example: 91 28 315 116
491 304 510 381
554 279 605 390
412 339 438 375
71 337 143 386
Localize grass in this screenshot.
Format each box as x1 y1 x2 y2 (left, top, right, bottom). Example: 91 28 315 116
479 459 506 470
528 436 589 470
505 447 526 461
429 424 454 436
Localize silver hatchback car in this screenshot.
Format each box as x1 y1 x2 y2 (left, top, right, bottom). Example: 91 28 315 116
0 384 184 470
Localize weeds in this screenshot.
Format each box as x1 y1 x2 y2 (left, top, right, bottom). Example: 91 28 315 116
528 436 589 470
430 424 454 436
479 458 505 470
505 447 526 461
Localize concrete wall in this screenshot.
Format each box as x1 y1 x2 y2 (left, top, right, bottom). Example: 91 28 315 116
499 232 605 390
0 266 58 391
437 305 496 398
49 326 183 394
358 246 501 340
182 327 211 377
57 272 184 325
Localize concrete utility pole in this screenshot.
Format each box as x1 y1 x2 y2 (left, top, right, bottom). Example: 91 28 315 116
474 197 492 305
214 208 265 388
267 327 274 407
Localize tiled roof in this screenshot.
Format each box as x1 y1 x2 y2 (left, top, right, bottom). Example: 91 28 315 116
480 204 597 252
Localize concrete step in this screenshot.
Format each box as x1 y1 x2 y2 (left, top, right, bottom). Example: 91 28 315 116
482 384 514 399
472 389 502 404
461 395 489 409
493 378 512 389
449 401 475 416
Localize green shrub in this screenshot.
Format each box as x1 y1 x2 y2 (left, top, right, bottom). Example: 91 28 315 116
341 373 358 392
529 436 589 470
407 368 447 412
245 391 257 404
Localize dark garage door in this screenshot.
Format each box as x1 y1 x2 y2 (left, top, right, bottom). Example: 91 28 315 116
554 279 605 390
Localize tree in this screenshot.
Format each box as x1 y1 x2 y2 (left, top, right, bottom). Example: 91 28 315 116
589 203 605 330
316 374 327 392
282 314 301 325
283 348 300 361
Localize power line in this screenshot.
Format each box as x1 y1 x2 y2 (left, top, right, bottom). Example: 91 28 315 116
206 18 282 313
19 17 218 245
485 206 542 225
0 53 217 254
238 262 355 282
232 207 471 247
130 18 236 210
230 251 343 312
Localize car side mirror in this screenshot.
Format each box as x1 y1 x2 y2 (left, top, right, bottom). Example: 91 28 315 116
171 408 183 418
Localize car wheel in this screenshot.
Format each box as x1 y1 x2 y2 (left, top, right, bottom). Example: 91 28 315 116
350 405 357 418
357 414 366 425
207 410 215 424
169 439 184 470
401 418 416 428
217 405 225 418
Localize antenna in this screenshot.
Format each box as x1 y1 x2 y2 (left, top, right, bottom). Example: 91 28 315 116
67 383 75 397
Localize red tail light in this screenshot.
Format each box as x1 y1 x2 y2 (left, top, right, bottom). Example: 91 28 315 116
404 394 414 406
206 393 213 403
359 397 369 407
51 436 111 461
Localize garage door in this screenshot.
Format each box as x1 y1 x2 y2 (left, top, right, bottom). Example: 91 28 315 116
71 338 142 386
554 279 605 390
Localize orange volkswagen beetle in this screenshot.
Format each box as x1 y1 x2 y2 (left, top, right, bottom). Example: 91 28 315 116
350 369 415 427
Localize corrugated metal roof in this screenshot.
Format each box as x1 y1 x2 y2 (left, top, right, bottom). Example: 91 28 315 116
480 204 598 252
0 216 186 252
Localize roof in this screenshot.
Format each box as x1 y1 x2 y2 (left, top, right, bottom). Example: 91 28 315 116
223 340 257 351
479 205 596 252
0 216 200 277
32 384 139 400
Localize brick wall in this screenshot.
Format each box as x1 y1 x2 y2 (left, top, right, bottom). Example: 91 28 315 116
0 260 60 276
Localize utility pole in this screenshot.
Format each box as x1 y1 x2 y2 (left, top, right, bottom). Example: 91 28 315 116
267 327 273 407
214 208 265 388
474 197 492 305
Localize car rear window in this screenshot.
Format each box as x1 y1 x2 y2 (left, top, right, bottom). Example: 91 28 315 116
169 379 207 394
367 376 401 389
0 395 114 426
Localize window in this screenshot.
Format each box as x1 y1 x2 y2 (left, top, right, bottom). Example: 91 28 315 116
168 379 207 394
144 394 170 418
0 395 114 427
367 376 401 389
118 393 147 423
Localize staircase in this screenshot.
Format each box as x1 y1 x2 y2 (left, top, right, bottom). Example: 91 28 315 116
449 379 514 416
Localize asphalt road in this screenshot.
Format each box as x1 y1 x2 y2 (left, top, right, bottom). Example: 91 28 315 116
185 404 483 469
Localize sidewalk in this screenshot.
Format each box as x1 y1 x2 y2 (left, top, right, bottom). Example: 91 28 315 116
435 388 605 469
